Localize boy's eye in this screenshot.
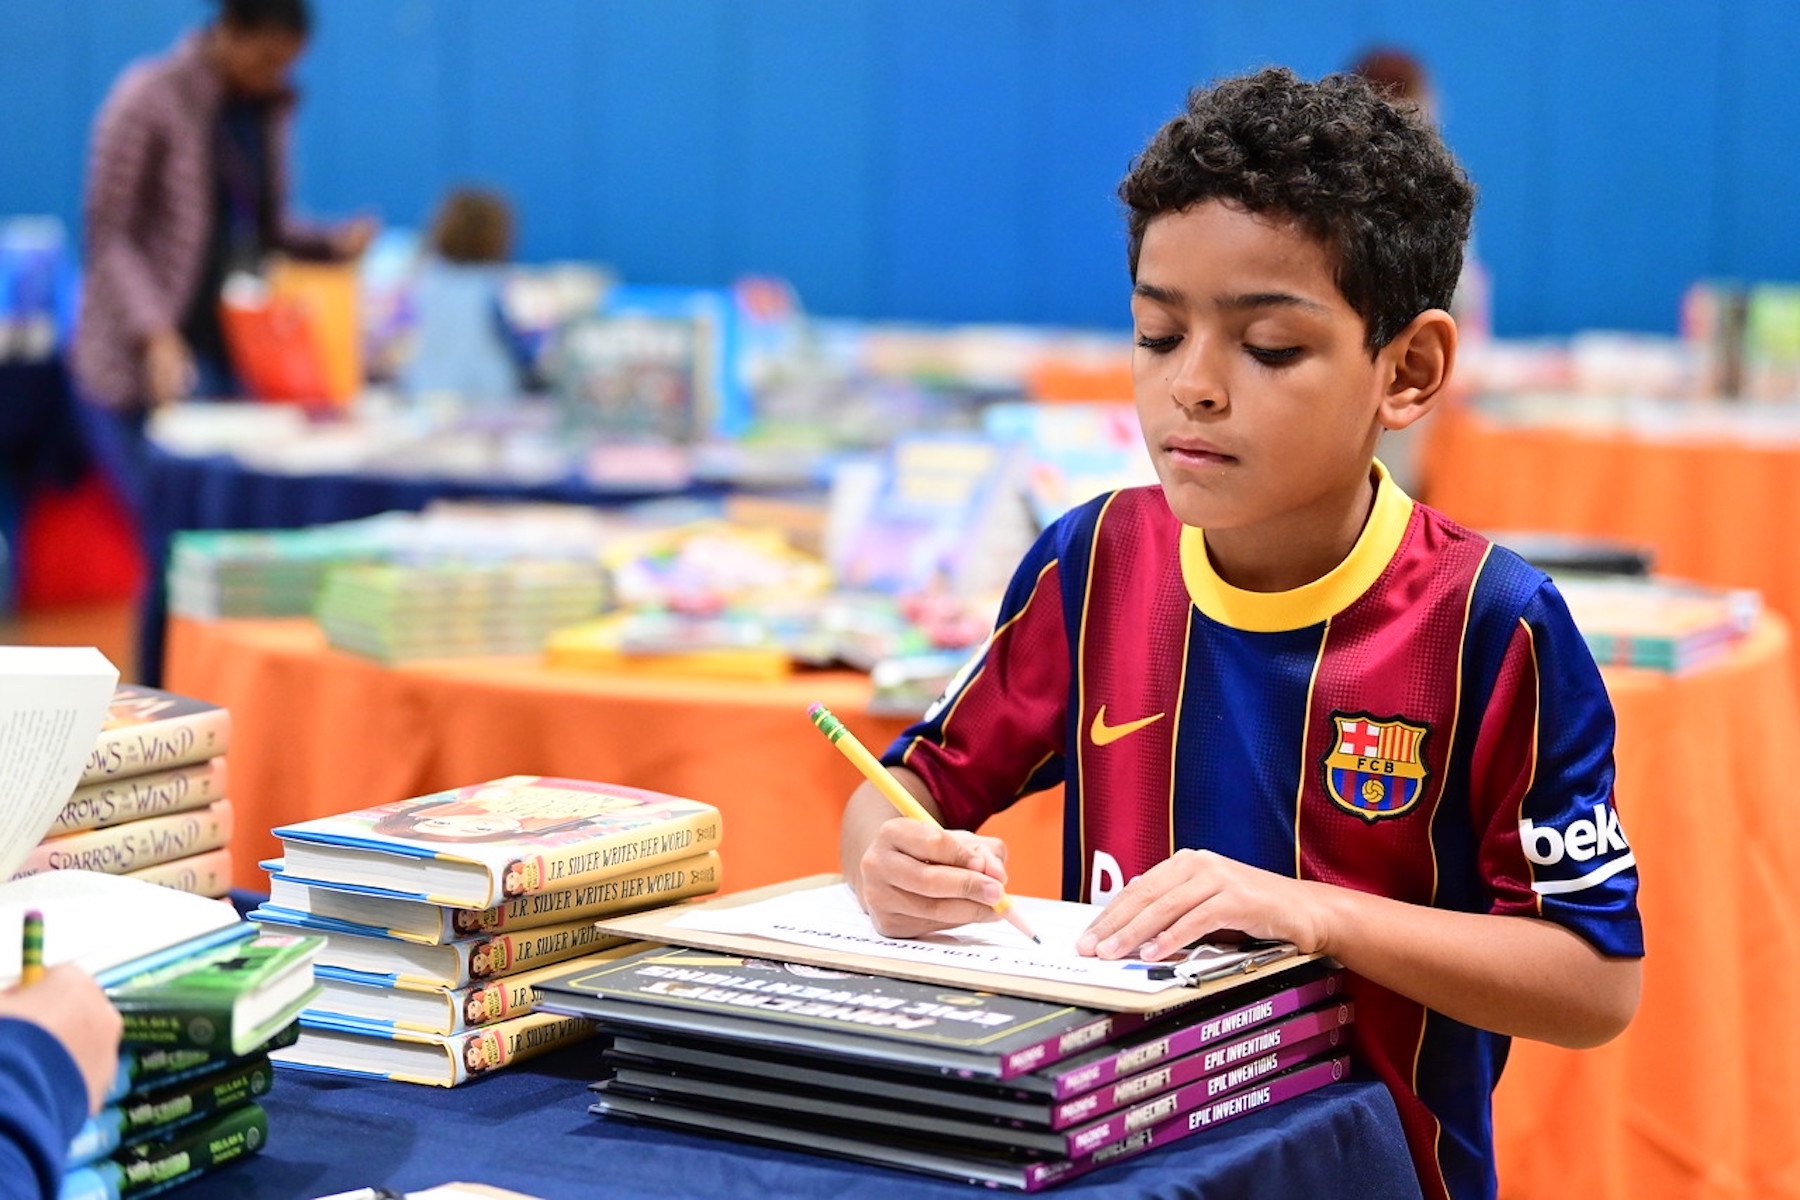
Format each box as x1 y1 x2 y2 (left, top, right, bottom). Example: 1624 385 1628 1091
1135 334 1181 352
1246 344 1302 365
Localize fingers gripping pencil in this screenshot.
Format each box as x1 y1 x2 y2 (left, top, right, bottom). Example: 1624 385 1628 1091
809 703 1040 943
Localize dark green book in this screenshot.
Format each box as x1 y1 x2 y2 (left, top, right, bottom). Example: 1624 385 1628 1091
69 1055 277 1169
107 1022 300 1104
59 1103 269 1200
109 931 323 1057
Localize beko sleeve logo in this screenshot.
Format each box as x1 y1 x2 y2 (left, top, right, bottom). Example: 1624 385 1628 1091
1519 802 1635 895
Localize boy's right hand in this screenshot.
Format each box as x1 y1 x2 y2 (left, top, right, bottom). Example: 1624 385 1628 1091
853 819 1011 939
0 965 124 1114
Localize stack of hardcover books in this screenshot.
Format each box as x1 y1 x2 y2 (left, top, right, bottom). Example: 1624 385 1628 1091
251 775 724 1087
536 946 1355 1190
313 560 609 664
167 521 394 620
62 928 324 1200
13 685 233 897
1555 573 1762 673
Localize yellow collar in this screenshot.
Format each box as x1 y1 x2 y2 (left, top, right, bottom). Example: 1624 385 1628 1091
1178 460 1415 632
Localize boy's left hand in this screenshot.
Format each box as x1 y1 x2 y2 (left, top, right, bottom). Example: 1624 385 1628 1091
1076 849 1333 961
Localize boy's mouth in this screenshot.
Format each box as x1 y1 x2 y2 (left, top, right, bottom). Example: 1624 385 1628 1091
1163 438 1236 467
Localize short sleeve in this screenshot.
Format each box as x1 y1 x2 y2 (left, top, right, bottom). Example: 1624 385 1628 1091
1470 580 1644 957
880 517 1075 832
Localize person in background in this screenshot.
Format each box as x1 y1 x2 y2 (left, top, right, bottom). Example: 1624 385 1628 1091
0 965 123 1199
1347 46 1490 496
400 187 525 407
73 0 374 431
1348 45 1437 121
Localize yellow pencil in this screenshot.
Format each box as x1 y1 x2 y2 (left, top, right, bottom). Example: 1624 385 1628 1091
20 910 45 986
809 702 1040 943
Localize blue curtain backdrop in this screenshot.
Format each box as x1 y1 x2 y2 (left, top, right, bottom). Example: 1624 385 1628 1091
3 0 1795 337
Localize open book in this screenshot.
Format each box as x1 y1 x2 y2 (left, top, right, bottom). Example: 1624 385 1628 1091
0 647 245 988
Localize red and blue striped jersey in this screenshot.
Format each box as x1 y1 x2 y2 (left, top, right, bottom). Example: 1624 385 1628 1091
884 465 1643 1200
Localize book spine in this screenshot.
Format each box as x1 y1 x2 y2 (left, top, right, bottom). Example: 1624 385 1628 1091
998 1006 1157 1079
123 848 234 899
1024 1055 1349 1191
500 807 724 900
440 948 644 1034
119 1054 273 1142
80 710 231 785
67 1109 127 1169
1048 970 1345 1099
117 1024 298 1101
1061 1030 1346 1155
462 921 629 986
52 760 228 837
444 850 723 940
1051 1001 1354 1128
449 1013 596 1086
110 1100 268 1197
15 801 235 881
74 1055 274 1166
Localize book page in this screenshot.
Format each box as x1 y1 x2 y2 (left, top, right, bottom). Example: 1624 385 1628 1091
0 870 240 987
0 648 118 881
667 882 1281 995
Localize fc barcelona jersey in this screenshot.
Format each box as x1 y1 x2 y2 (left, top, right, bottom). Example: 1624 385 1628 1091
884 465 1644 1200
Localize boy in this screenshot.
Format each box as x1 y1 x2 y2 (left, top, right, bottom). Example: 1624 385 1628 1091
839 68 1642 1200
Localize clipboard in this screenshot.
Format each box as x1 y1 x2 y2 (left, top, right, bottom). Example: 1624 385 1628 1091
594 874 1325 1014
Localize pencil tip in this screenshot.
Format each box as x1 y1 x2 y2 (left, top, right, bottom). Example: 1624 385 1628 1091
1031 935 1042 944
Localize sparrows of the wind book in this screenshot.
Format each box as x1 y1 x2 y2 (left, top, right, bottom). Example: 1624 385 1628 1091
16 684 234 898
247 774 724 1086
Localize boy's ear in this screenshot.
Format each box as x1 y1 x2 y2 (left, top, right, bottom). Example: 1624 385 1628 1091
1376 309 1458 432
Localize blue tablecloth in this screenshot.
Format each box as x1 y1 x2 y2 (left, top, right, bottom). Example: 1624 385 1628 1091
131 447 730 684
175 1045 1423 1200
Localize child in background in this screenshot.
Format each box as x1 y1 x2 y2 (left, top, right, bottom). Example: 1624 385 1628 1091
839 68 1641 1200
400 186 523 406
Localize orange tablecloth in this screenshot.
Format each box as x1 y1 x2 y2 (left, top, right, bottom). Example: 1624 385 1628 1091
1425 405 1800 633
165 614 1800 1200
163 617 1063 900
1494 614 1800 1200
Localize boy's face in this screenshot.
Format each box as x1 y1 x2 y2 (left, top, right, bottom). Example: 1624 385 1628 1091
1130 200 1393 543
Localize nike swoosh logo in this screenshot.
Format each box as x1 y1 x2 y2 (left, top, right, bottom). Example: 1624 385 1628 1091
1090 705 1166 746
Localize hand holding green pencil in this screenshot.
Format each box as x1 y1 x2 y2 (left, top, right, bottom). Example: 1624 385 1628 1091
3 910 124 1114
810 702 1040 943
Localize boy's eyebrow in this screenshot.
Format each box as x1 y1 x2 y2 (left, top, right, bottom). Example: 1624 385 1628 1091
1217 291 1333 315
1132 282 1331 315
1131 282 1185 306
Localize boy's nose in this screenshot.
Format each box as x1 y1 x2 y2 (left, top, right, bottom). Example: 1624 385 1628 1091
1170 347 1227 413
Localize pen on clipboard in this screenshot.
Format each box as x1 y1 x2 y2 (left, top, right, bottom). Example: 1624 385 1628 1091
1139 941 1298 984
808 702 1041 944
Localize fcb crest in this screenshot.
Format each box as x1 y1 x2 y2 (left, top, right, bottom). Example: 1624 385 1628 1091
1323 712 1429 822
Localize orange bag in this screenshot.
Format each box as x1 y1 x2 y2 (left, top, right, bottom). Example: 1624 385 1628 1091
218 261 361 405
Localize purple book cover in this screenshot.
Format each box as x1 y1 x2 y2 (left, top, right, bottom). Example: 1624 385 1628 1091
1051 1000 1353 1129
1024 1054 1352 1191
1060 1029 1345 1156
1045 968 1345 1099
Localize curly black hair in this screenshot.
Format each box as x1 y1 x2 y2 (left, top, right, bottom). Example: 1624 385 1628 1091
1120 67 1475 353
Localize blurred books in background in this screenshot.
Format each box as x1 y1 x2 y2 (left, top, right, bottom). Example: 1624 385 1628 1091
1554 574 1760 673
